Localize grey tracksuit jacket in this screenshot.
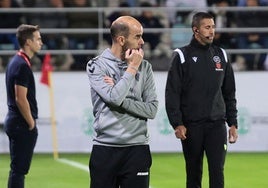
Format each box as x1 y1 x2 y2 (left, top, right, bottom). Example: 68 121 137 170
86 48 158 146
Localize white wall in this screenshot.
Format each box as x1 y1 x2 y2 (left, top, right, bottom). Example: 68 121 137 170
0 71 268 153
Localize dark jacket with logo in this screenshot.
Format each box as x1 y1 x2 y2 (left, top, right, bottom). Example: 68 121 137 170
165 37 237 129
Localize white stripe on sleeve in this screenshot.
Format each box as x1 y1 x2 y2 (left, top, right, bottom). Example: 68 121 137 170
174 48 185 64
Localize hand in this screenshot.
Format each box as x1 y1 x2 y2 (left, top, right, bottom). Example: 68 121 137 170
174 125 187 140
29 119 35 131
104 76 114 86
125 48 144 69
228 125 238 144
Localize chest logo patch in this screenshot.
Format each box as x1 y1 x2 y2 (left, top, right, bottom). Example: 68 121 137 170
213 56 223 71
192 57 198 62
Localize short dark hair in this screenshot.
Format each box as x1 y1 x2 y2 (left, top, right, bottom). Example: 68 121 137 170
191 12 214 28
16 24 40 48
110 21 130 41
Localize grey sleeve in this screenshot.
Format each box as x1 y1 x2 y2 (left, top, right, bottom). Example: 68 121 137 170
86 59 134 107
120 64 158 119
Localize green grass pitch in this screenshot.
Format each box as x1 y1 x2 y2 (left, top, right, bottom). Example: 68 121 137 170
1 152 268 187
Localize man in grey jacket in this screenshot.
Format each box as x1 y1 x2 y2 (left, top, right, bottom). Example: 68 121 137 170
86 16 158 188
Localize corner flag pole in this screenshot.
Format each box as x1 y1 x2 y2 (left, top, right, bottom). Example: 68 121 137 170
40 53 59 160
48 71 59 160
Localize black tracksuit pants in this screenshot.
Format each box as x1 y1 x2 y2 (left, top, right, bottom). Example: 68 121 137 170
89 145 152 188
181 120 227 188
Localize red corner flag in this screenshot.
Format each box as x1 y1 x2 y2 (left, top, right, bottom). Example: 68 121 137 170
40 53 53 87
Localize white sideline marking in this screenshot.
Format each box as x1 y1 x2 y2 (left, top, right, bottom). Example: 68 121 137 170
57 158 89 172
56 158 153 188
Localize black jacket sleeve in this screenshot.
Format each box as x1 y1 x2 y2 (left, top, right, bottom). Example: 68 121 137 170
165 51 184 129
222 61 238 127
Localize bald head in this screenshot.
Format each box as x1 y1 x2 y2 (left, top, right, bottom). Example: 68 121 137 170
110 16 142 42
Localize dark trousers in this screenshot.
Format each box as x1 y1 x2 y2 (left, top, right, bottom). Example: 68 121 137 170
181 121 227 188
5 125 38 188
89 145 152 188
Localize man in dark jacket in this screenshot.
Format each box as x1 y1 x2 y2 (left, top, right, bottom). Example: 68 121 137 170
4 24 42 188
165 12 238 188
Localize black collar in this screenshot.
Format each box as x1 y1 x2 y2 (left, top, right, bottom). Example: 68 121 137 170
190 37 211 50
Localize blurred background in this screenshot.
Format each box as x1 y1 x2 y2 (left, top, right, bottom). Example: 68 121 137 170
0 0 268 154
1 0 268 72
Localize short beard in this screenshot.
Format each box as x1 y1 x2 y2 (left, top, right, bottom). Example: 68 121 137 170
121 43 129 60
